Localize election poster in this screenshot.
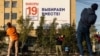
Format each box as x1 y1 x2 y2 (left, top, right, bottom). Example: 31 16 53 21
23 0 70 29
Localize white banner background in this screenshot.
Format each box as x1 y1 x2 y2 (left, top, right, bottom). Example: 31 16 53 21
23 0 70 29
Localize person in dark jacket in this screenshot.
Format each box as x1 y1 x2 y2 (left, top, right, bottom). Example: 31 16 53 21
76 3 98 56
56 34 64 56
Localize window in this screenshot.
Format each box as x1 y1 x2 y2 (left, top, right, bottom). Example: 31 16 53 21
4 13 10 19
12 1 17 8
4 1 10 8
11 13 17 19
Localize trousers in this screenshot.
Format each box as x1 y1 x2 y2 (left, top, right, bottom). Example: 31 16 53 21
77 25 93 56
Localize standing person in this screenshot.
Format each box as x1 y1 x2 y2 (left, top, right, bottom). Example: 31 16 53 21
56 34 64 56
6 22 18 56
76 3 98 56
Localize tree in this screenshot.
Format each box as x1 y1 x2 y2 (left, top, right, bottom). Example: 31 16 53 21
90 25 97 53
59 23 77 53
17 16 34 53
89 25 97 43
43 17 58 53
90 25 97 34
48 18 58 52
36 16 58 53
36 15 46 53
90 25 97 39
36 15 44 45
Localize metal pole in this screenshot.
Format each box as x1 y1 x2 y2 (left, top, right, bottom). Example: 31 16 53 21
11 0 12 24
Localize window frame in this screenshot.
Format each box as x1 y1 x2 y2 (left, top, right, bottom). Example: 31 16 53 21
4 13 10 19
11 13 17 19
4 1 10 8
12 1 17 8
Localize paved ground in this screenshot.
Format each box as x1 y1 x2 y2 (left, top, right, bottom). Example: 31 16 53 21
0 47 99 56
0 52 99 56
0 51 74 56
0 52 95 56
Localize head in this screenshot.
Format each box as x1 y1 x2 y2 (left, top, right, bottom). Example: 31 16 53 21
7 22 12 27
91 3 98 11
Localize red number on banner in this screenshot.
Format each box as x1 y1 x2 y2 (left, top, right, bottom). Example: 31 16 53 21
26 7 38 15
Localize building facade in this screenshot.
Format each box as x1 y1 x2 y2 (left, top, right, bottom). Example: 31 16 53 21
0 0 76 31
71 0 76 26
0 0 22 30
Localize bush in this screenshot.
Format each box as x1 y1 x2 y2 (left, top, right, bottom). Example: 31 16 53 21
0 30 6 41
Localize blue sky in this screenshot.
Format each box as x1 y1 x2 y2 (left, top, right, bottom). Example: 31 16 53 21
76 0 100 32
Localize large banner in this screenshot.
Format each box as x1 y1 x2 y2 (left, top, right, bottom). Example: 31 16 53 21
23 0 70 29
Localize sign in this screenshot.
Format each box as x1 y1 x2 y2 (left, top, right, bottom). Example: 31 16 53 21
23 0 70 29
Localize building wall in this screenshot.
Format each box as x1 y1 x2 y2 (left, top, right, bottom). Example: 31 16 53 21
0 0 23 30
71 0 76 26
0 0 4 29
0 0 76 36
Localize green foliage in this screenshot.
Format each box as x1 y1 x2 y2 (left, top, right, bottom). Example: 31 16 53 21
36 16 77 53
59 24 77 53
90 25 97 33
0 30 6 40
36 15 45 47
48 18 57 48
17 16 34 45
36 16 58 53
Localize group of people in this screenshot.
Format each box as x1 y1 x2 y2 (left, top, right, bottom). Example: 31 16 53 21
5 3 99 56
6 22 64 56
